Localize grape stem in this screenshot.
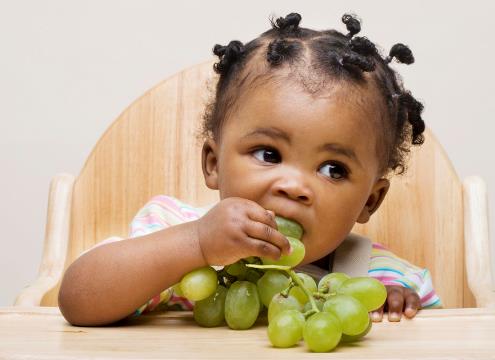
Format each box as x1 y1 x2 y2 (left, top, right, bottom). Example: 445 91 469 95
245 264 321 316
313 291 336 300
246 264 291 270
285 269 320 315
302 309 318 318
280 281 296 297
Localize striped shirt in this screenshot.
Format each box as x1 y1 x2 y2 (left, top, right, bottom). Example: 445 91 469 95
81 195 442 317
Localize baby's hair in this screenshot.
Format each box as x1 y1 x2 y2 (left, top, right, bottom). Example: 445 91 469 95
199 12 426 177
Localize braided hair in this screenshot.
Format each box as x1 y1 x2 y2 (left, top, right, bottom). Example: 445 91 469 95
199 12 426 177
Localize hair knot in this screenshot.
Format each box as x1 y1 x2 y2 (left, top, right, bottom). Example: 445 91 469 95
342 13 361 38
398 92 425 145
341 53 375 72
266 39 302 66
385 43 414 64
349 36 377 57
271 12 302 32
212 40 245 75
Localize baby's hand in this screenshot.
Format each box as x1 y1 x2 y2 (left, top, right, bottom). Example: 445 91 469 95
370 285 421 322
194 197 291 266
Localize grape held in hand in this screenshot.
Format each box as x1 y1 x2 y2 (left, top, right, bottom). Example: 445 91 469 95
274 216 303 239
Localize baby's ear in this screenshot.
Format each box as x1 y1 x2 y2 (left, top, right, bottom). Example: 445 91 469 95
201 139 219 190
356 178 390 224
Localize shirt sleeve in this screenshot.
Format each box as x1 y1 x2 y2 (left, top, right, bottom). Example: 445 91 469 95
126 195 201 317
76 195 199 318
368 242 442 309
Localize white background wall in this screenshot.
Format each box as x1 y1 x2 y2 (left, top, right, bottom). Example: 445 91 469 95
1 0 494 306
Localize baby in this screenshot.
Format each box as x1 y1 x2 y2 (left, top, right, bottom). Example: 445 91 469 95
58 12 441 326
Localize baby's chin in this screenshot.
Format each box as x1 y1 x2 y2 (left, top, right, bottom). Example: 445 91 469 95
299 244 338 267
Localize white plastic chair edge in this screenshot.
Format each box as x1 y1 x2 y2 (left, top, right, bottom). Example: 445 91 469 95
13 173 75 306
463 175 495 308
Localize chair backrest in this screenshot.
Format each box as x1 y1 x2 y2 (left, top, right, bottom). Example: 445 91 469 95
41 59 475 308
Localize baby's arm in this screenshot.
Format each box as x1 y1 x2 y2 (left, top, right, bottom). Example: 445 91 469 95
58 196 290 326
58 221 205 326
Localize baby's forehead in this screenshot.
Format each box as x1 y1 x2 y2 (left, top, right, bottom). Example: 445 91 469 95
237 81 377 137
240 72 384 124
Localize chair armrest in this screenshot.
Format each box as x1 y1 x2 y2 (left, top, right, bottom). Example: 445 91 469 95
14 173 75 306
463 175 495 307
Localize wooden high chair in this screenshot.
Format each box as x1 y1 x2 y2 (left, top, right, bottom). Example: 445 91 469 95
14 59 495 309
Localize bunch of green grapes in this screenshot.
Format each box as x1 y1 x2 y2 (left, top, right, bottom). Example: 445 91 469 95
266 271 386 352
175 216 387 353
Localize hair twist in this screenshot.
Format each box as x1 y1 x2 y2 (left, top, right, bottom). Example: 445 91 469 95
266 39 301 66
213 40 245 75
349 36 377 57
398 92 425 145
342 14 361 38
341 53 375 72
270 12 302 33
385 43 414 64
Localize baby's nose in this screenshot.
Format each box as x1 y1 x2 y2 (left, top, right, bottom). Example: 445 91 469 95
277 188 311 203
273 177 313 204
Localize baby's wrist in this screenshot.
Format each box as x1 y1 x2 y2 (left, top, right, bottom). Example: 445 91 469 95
186 220 209 268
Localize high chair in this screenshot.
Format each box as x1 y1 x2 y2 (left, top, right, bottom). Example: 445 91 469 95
14 59 495 309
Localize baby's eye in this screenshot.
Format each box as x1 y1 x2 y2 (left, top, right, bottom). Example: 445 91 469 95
319 162 349 180
252 148 281 163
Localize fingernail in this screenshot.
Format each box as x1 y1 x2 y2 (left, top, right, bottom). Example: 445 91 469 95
288 245 293 254
404 308 416 318
371 312 382 322
389 312 401 322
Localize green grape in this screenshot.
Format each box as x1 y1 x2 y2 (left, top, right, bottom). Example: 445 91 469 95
224 281 260 330
267 309 305 348
268 293 302 322
289 273 317 305
261 236 305 267
274 216 304 240
317 272 350 293
302 298 325 312
340 316 372 343
180 266 218 301
257 270 290 307
245 268 263 283
303 312 342 352
322 294 369 336
172 283 184 297
225 261 247 278
193 285 227 327
243 256 258 264
337 277 387 312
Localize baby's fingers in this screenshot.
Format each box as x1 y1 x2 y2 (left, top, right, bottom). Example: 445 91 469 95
370 305 384 322
247 237 283 260
246 211 291 256
386 286 404 322
403 288 421 318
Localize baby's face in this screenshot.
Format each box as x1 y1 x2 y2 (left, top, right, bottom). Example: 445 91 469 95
202 81 389 265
